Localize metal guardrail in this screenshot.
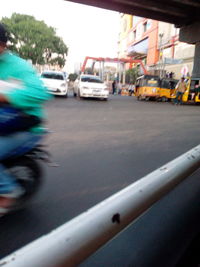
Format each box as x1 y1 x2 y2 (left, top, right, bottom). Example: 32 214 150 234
1 144 200 267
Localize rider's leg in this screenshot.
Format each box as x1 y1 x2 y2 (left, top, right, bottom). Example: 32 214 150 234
0 131 43 161
0 164 22 214
0 164 20 194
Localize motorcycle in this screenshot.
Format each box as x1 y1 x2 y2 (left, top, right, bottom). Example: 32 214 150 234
0 81 54 215
1 140 51 213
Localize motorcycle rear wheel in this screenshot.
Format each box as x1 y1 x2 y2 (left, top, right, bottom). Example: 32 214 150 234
4 156 42 210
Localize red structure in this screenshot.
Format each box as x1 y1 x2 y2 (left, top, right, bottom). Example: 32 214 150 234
81 56 148 75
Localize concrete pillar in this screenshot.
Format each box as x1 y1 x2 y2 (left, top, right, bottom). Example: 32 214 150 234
179 22 200 78
99 62 102 79
106 73 109 83
122 63 126 84
118 63 122 83
91 61 96 74
192 42 200 78
102 61 105 81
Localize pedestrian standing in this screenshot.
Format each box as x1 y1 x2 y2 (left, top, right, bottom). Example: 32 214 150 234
174 77 187 105
112 80 117 95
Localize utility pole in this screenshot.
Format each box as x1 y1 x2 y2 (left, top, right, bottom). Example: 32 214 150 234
122 63 126 84
159 33 164 78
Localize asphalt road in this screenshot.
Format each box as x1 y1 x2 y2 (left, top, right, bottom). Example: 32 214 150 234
1 93 200 265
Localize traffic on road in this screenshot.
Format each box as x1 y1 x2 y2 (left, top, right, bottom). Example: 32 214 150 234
1 1 200 265
1 94 200 263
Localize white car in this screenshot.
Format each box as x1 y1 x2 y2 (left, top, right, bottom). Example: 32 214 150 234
41 71 68 97
73 75 109 100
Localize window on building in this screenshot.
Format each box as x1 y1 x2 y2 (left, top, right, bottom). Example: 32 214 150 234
132 16 142 27
143 22 147 33
136 24 142 40
134 30 136 40
146 20 152 30
172 26 180 36
129 31 134 42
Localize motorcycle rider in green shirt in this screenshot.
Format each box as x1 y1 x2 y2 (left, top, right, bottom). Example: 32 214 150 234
0 23 51 215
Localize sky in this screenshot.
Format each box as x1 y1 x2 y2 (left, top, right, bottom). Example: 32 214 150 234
0 0 120 72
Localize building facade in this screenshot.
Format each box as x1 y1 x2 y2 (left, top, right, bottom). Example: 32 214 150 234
158 22 194 78
118 14 195 79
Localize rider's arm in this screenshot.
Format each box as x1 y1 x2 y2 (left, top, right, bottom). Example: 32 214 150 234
0 52 51 119
0 94 8 103
6 71 50 109
2 64 51 116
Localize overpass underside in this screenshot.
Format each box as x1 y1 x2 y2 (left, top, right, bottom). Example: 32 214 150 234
66 0 200 77
66 0 200 27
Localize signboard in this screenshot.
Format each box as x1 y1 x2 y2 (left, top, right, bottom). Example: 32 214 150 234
164 58 183 64
181 65 189 76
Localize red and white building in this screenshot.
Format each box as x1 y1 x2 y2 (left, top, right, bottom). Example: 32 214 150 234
118 14 195 78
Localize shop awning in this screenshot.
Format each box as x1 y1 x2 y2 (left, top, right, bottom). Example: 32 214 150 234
127 38 148 58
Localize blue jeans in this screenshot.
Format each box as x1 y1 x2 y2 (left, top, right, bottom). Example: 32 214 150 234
0 132 42 194
174 92 184 104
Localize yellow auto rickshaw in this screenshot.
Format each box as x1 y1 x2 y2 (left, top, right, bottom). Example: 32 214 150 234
182 78 200 103
134 75 160 100
159 78 179 102
171 77 200 104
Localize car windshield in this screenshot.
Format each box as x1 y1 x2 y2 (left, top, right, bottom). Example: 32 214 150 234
81 76 103 83
41 73 64 80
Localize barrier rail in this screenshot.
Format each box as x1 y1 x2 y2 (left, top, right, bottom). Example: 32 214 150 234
1 144 200 267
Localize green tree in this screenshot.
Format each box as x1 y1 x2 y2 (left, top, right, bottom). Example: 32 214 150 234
68 73 78 81
125 68 138 84
1 13 68 67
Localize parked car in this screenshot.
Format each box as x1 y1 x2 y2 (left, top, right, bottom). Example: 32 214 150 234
41 71 68 97
73 74 109 100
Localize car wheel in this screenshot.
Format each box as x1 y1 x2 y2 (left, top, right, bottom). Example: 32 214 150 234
64 93 68 98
